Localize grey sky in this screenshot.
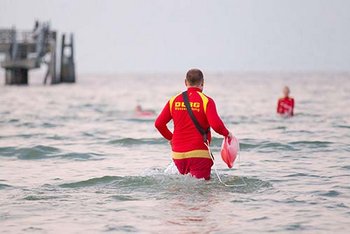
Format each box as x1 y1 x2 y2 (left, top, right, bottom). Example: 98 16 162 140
1 0 350 73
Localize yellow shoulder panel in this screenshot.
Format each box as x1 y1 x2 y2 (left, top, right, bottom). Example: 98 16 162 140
169 93 180 114
197 92 209 113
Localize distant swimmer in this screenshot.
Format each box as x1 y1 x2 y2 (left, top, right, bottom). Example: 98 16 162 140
135 105 155 117
277 86 295 117
155 69 232 180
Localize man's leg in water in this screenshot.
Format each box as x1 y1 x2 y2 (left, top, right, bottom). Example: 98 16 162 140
174 158 213 180
173 159 190 175
189 158 213 180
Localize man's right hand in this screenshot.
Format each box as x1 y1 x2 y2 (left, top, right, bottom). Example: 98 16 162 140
227 132 233 144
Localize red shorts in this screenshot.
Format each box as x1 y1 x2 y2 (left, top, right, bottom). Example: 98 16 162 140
173 158 213 180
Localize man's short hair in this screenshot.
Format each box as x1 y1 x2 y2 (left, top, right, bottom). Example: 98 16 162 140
186 69 204 86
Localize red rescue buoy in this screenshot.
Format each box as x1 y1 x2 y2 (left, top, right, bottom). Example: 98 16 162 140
221 135 239 168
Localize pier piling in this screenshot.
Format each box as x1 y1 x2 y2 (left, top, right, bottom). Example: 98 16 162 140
0 21 76 85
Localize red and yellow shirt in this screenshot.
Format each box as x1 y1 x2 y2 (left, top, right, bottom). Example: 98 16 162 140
155 87 229 159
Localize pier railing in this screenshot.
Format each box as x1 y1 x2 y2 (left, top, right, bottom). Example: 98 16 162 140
0 21 75 85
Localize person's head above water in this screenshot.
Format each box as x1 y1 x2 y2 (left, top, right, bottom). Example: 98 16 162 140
135 105 142 112
185 68 204 90
283 86 290 98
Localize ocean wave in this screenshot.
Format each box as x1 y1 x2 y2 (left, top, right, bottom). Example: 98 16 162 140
321 190 341 197
213 175 272 193
235 139 297 152
0 133 44 139
108 138 167 146
104 225 138 232
0 146 101 161
17 145 61 159
23 195 61 201
314 190 341 198
41 122 61 128
110 195 140 201
0 146 16 156
284 172 321 178
57 152 102 161
209 137 224 146
0 183 11 189
334 124 350 129
257 142 297 152
59 175 161 189
236 142 258 150
58 174 271 194
59 176 122 188
235 139 334 152
289 140 333 148
0 145 60 159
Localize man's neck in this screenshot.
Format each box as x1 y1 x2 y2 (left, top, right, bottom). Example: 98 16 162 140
187 86 202 91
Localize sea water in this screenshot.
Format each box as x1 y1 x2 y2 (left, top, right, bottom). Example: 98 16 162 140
0 73 349 233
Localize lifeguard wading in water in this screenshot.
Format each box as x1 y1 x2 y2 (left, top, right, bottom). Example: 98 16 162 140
155 69 232 180
277 86 295 117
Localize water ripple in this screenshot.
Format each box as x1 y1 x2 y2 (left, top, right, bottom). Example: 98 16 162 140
0 183 12 189
289 140 333 148
59 176 121 188
318 190 341 197
23 195 61 201
0 146 101 161
0 145 59 159
58 174 272 195
108 138 167 146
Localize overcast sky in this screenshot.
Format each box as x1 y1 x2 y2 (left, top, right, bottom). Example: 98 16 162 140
1 0 350 73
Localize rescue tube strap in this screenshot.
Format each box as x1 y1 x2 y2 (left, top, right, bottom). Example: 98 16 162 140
182 91 210 142
205 141 246 187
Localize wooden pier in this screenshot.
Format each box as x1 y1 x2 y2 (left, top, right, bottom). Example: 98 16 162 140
0 21 76 85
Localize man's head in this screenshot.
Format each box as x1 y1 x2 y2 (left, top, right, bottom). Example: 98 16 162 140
185 69 204 90
283 86 290 97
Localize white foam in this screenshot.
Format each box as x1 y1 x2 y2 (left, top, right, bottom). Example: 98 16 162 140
164 161 180 175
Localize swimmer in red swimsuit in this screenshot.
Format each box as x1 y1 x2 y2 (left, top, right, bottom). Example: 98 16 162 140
277 86 295 117
155 69 232 180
